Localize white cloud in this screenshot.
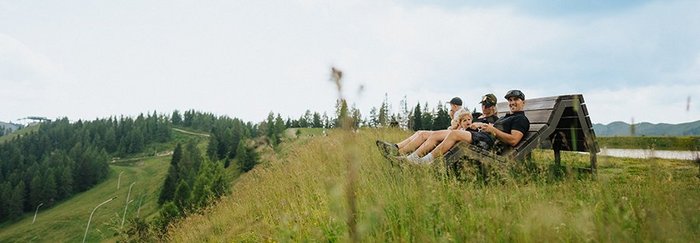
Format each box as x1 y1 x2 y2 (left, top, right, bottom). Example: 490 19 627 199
586 84 700 124
0 34 61 85
0 0 698 125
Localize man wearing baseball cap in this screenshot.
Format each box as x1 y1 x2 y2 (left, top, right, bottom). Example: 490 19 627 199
406 90 530 164
472 93 499 125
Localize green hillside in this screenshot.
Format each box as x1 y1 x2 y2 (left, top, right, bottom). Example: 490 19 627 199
167 128 700 242
0 124 39 144
0 129 209 242
0 155 169 242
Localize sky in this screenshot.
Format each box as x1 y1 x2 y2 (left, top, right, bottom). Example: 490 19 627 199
1 0 699 125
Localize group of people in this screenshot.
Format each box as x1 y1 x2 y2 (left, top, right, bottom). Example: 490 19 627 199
377 90 530 164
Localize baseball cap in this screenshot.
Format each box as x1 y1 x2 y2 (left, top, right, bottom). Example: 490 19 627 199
479 93 497 107
447 97 463 106
504 90 525 100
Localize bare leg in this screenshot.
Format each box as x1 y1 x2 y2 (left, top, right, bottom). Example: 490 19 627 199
429 130 474 157
411 131 449 157
396 131 424 148
400 130 452 154
398 131 429 154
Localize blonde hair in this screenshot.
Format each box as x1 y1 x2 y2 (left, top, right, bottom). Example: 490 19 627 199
457 111 472 122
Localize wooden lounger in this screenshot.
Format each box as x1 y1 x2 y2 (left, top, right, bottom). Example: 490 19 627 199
444 94 599 179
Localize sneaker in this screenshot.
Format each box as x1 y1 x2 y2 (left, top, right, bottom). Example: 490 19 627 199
388 155 407 167
376 140 399 157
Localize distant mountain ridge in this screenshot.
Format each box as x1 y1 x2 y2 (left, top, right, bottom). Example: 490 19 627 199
593 120 700 136
0 121 22 134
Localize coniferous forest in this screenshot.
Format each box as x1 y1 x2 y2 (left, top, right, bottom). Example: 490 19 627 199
0 99 461 230
0 113 171 222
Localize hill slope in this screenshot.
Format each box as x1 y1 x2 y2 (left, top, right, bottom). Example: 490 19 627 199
0 155 170 242
594 120 700 136
0 128 212 242
0 123 37 144
167 128 700 242
0 121 21 133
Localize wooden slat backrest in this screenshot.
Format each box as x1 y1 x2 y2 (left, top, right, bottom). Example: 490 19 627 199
489 94 598 160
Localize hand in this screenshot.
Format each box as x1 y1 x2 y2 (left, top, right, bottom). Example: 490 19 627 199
482 123 496 136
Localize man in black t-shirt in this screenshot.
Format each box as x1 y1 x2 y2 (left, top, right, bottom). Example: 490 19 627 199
471 93 499 125
405 90 530 164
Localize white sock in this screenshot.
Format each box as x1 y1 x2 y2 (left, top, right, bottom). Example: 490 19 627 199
421 153 434 163
406 153 422 164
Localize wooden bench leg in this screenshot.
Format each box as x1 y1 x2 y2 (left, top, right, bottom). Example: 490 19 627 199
590 150 597 173
554 148 561 167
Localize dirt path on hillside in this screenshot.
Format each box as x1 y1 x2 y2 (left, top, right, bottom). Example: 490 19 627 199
173 128 210 137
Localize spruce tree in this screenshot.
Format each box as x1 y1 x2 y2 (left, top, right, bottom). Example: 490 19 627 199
159 143 182 204
412 103 423 131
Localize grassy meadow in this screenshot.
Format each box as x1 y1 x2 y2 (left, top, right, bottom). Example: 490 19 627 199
167 128 700 242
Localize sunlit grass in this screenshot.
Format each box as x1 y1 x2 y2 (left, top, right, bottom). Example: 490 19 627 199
167 128 700 242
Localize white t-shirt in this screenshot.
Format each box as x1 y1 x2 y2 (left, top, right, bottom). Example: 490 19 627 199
449 107 468 130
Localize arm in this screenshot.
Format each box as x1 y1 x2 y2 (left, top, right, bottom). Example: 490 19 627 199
482 123 524 146
469 122 488 130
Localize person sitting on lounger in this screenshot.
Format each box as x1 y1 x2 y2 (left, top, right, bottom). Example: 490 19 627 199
380 92 507 157
472 93 499 125
397 93 499 160
404 90 530 164
377 97 468 156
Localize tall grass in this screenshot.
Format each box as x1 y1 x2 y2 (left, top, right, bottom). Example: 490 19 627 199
167 128 700 242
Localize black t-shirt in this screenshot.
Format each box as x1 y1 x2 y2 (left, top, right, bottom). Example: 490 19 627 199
474 114 498 124
494 111 530 138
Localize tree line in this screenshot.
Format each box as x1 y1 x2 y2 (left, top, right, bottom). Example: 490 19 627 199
0 113 172 222
283 95 462 131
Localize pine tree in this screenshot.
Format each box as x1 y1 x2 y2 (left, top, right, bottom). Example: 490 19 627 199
236 138 258 172
191 161 213 209
412 103 423 131
174 181 192 211
378 94 389 127
159 143 182 204
369 107 378 127
421 102 434 130
335 99 349 128
274 114 286 144
303 110 313 128
171 110 182 125
312 112 322 128
7 182 25 219
351 103 362 129
399 95 410 129
433 102 451 130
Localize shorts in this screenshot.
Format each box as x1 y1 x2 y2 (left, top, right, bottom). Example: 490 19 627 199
470 131 495 150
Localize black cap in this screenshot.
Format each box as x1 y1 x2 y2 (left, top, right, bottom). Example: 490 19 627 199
447 97 462 106
479 94 497 107
504 90 525 100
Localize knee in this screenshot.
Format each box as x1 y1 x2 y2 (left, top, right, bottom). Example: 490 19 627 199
418 131 430 139
446 131 462 141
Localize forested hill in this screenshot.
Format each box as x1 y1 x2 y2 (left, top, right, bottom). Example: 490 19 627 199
593 120 700 136
0 113 172 222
